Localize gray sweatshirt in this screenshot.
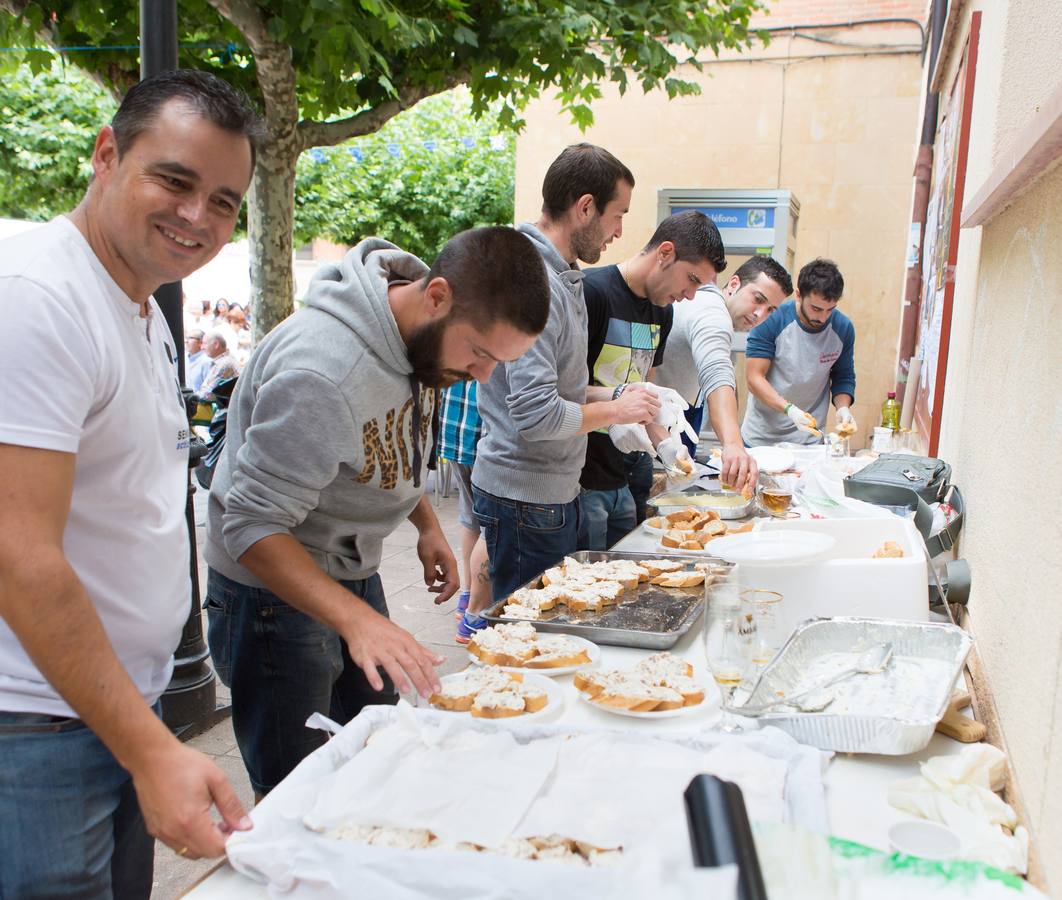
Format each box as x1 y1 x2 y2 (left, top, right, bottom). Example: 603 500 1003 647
653 284 736 421
204 238 433 587
472 223 587 504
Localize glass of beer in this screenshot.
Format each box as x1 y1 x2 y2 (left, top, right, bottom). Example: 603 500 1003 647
757 475 795 517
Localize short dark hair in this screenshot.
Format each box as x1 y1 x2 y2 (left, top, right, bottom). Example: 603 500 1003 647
541 143 634 221
797 258 844 302
642 211 727 274
733 255 793 297
425 227 550 336
112 69 264 169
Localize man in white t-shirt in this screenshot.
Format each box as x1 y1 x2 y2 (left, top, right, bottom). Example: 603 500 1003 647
0 70 263 895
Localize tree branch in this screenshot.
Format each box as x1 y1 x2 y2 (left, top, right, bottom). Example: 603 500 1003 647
297 72 469 150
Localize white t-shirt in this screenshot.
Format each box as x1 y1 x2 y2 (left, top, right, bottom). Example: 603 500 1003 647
0 217 191 716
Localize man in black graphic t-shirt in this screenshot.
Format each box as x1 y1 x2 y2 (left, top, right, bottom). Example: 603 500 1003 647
578 211 727 549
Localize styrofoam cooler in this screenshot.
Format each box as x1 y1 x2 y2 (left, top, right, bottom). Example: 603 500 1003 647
734 517 928 639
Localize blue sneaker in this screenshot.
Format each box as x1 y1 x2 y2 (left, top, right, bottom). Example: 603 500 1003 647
454 590 470 622
455 611 487 645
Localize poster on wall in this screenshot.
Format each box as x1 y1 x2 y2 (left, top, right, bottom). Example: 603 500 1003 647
913 14 981 453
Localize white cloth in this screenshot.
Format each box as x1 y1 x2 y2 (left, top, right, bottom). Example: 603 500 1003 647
888 744 1029 873
0 216 190 716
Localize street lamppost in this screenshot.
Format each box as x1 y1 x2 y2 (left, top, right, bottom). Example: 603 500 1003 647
141 0 227 738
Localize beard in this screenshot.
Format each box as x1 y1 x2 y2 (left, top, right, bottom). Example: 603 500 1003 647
406 316 471 388
569 217 606 265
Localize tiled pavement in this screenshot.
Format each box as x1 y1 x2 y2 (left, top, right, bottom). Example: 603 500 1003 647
152 474 471 898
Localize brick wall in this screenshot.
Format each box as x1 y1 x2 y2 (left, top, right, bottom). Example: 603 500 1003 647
752 0 926 28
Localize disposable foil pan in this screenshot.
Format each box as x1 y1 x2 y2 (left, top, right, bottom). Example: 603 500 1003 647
739 617 973 755
650 490 752 520
482 550 730 649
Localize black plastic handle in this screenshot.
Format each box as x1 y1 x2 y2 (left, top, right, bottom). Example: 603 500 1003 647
684 774 769 900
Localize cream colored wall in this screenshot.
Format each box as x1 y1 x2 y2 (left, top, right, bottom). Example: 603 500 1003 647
515 37 923 440
937 2 1062 891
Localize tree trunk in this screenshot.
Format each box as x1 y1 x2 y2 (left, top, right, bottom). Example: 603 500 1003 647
247 138 299 341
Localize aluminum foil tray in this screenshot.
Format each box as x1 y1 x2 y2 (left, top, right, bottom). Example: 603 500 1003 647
649 490 752 520
482 550 729 649
739 617 973 755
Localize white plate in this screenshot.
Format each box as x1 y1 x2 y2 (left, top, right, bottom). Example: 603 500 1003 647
748 446 796 474
467 635 601 677
426 671 564 721
708 530 836 565
575 689 709 719
654 539 719 556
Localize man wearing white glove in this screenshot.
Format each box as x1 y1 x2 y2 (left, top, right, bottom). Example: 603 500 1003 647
743 258 856 446
654 255 792 493
578 212 726 549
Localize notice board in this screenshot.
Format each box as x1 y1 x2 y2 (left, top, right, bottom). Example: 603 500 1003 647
914 13 981 455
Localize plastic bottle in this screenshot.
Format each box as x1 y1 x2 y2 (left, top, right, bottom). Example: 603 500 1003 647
881 391 901 432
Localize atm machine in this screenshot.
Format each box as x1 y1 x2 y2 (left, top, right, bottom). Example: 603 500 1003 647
656 188 800 434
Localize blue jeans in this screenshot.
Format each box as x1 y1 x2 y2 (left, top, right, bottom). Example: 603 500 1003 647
471 486 580 601
206 569 397 796
0 710 154 898
578 486 636 550
625 450 655 524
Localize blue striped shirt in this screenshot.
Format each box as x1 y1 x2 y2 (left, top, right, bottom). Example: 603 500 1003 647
437 380 481 466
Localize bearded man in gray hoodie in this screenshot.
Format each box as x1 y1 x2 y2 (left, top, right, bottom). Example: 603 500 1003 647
465 145 661 627
204 226 548 797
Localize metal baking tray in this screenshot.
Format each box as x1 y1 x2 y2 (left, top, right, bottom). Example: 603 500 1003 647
739 617 973 755
649 489 753 520
482 550 731 649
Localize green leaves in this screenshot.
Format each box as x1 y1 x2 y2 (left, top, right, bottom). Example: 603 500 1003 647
0 60 116 221
293 90 514 264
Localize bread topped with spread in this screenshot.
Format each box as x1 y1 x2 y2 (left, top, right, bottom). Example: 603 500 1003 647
468 622 592 670
574 652 704 712
428 665 550 718
499 557 704 621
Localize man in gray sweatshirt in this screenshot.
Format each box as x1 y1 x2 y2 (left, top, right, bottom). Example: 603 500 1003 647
204 226 549 796
468 144 661 614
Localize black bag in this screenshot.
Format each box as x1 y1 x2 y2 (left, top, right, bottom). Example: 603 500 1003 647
843 453 964 556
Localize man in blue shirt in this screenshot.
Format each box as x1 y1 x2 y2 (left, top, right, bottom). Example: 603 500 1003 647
184 328 211 392
742 258 857 445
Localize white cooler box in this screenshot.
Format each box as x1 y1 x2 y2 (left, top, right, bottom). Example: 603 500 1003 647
733 517 928 638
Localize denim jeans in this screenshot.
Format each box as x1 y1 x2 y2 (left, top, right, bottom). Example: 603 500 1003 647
206 568 397 796
471 486 580 601
577 486 637 550
625 450 655 524
0 710 154 899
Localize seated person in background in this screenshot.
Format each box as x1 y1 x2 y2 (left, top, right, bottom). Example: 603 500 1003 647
226 303 253 365
196 330 240 402
578 210 726 550
742 258 856 446
654 255 792 493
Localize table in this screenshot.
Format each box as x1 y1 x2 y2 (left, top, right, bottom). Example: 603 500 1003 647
186 517 972 897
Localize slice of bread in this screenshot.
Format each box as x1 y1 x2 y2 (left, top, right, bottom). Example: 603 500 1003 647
650 571 705 588
470 690 526 718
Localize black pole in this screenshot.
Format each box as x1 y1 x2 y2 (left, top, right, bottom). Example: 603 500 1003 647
141 0 226 738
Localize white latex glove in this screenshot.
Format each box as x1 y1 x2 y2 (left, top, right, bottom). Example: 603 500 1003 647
607 423 655 455
656 436 695 481
784 401 820 435
836 406 857 433
632 382 700 445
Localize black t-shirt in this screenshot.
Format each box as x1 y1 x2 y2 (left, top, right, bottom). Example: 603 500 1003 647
580 264 673 491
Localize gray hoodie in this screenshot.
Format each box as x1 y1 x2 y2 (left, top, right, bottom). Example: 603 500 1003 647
204 238 434 587
472 223 588 505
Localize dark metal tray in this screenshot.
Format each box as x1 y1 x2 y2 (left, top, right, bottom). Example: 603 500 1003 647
482 550 730 649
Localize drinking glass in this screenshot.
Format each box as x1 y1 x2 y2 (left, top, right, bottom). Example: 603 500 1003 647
741 588 784 667
703 581 753 732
